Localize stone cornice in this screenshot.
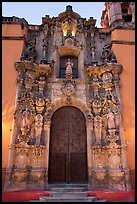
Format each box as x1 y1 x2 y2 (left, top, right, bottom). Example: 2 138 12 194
112 40 135 45
85 63 123 77
2 36 26 40
14 60 52 76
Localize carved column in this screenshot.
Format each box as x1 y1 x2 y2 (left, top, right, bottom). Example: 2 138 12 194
4 61 51 190
43 120 51 183
86 118 93 185
86 63 131 190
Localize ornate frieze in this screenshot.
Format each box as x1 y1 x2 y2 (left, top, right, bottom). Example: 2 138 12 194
14 61 52 77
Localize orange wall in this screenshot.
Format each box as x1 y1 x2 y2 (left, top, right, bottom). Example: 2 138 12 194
111 29 135 186
2 23 28 37
2 24 27 170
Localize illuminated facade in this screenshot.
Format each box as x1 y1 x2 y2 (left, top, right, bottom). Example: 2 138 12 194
2 3 135 190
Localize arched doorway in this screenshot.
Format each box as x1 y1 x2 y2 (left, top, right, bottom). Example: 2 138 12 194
48 106 88 184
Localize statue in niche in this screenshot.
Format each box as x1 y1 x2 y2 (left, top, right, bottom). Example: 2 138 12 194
21 108 31 132
107 108 115 129
90 89 105 114
67 19 73 36
91 47 95 60
62 18 76 37
94 115 102 145
65 58 73 79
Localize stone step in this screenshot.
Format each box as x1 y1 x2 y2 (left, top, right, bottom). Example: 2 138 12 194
39 200 96 202
45 184 89 190
28 198 107 202
49 187 88 192
28 184 107 202
93 199 108 202
28 200 44 202
39 196 97 202
50 191 88 197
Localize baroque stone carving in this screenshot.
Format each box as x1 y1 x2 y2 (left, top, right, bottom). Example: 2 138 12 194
107 108 116 129
20 35 37 62
101 44 117 64
35 114 43 145
61 58 76 104
94 115 102 145
36 97 45 113
4 5 131 191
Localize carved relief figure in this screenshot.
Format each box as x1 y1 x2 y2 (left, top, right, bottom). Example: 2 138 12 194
91 91 104 114
62 18 76 37
21 108 31 131
107 108 115 129
67 19 73 36
102 72 112 83
94 115 102 144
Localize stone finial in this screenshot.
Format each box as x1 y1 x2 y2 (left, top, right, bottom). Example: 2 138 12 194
66 5 73 12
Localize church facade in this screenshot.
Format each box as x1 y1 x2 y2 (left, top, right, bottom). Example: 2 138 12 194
2 2 135 190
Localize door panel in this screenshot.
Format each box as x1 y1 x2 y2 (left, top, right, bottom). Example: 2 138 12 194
48 153 66 183
48 106 87 183
69 153 88 182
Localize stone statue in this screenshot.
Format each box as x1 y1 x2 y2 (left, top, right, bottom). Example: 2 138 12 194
94 115 102 144
21 108 31 131
67 19 73 36
107 108 115 129
65 58 73 79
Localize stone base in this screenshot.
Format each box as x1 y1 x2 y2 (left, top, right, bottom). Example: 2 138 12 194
4 168 48 190
90 169 132 190
27 169 47 190
91 170 108 189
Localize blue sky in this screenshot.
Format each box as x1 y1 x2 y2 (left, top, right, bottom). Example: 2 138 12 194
2 2 105 28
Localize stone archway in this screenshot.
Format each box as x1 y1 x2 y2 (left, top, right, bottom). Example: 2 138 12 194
44 97 93 185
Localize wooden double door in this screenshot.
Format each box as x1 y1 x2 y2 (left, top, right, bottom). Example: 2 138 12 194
48 106 88 184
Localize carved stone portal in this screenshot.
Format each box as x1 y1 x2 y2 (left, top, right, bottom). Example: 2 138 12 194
4 6 131 191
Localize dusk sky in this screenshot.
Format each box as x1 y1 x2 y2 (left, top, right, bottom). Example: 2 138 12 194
2 2 105 28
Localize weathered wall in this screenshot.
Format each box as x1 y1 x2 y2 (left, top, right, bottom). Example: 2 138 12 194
111 28 135 189
2 23 28 188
